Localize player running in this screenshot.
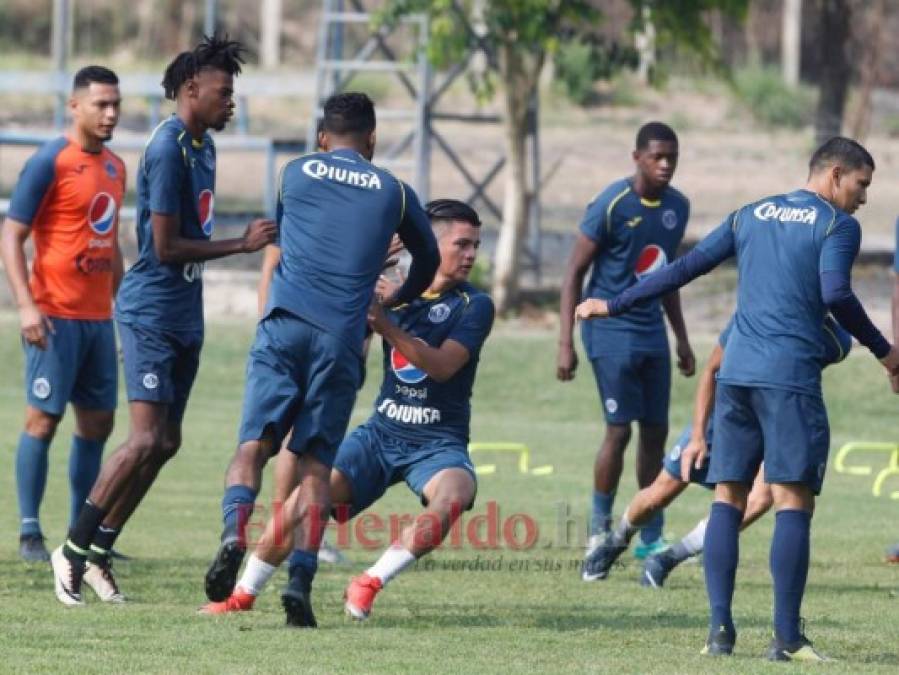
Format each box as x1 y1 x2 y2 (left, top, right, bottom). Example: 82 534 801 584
203 92 440 627
577 137 899 661
201 199 492 623
50 35 276 606
1 66 125 563
558 121 695 561
583 316 851 585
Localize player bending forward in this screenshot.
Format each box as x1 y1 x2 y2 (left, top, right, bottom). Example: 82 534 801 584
583 316 850 585
202 199 494 623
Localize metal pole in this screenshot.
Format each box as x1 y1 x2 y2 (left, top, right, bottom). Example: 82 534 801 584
413 15 432 203
204 0 218 37
51 0 70 130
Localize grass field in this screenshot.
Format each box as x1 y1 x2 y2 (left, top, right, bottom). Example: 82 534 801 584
0 316 896 673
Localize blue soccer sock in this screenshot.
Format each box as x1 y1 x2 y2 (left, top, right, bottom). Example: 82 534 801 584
288 548 319 590
639 509 664 545
221 484 258 544
703 501 742 635
590 490 615 536
68 435 104 529
15 433 51 537
770 509 811 644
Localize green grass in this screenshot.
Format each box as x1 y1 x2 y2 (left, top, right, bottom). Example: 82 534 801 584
0 317 896 673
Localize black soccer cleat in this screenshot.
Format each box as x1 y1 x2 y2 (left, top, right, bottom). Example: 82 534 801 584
19 533 50 563
641 550 678 588
700 624 736 656
582 534 627 581
204 539 246 602
766 633 829 662
281 572 317 628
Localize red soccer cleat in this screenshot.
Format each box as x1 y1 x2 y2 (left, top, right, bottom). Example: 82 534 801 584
344 573 383 621
199 587 256 615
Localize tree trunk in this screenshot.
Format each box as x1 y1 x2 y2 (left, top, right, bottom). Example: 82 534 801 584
848 0 885 140
781 0 802 87
814 0 852 145
260 0 282 69
492 43 539 314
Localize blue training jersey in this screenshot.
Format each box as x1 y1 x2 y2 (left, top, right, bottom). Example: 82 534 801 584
693 189 858 396
692 313 850 452
371 282 495 443
116 115 216 332
579 177 689 357
267 148 436 356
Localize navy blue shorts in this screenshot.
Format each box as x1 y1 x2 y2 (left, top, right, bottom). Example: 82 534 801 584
708 383 830 495
663 425 713 489
117 320 203 424
589 351 671 425
332 421 477 518
23 317 117 415
238 309 361 468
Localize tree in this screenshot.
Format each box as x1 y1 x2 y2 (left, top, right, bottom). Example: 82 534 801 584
813 0 851 144
382 0 747 313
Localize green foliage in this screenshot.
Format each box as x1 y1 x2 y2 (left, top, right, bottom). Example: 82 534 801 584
733 66 815 128
554 38 637 107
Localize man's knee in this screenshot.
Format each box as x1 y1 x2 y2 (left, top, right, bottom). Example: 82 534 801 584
233 440 272 473
771 483 814 513
603 423 632 451
425 470 476 516
74 409 115 441
714 481 749 511
128 429 168 465
637 422 668 449
24 407 60 440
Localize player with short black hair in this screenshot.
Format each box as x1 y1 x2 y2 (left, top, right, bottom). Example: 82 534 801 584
558 121 695 566
577 136 899 661
201 199 492 622
50 35 276 606
203 91 440 627
1 65 125 563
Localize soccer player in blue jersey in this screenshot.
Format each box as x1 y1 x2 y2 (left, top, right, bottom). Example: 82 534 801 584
201 199 491 623
583 316 851 585
50 35 276 606
558 122 695 562
1 66 125 562
203 92 440 626
577 137 899 661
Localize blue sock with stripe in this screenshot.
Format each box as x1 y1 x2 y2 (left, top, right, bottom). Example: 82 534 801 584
770 509 811 643
221 484 257 543
703 501 742 636
639 510 664 545
288 549 319 590
590 490 615 536
69 436 104 529
15 433 51 537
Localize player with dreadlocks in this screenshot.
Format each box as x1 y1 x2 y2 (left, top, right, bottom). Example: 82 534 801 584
50 34 276 606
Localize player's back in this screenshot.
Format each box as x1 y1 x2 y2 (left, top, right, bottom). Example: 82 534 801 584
268 148 409 354
720 189 850 394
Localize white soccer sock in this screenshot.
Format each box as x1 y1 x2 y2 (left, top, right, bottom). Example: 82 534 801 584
366 544 416 586
614 511 639 544
679 518 708 557
237 554 277 596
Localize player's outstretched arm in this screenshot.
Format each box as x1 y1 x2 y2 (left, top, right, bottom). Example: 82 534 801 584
0 217 53 349
151 213 276 264
558 234 598 381
368 301 470 383
680 343 723 481
604 218 736 319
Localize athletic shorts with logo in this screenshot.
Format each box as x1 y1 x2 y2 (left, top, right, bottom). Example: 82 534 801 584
708 382 830 494
333 420 477 518
117 320 203 424
238 308 361 467
589 351 671 425
24 317 117 415
663 424 713 489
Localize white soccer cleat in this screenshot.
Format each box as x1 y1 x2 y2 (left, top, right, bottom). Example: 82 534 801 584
51 546 85 607
84 560 126 603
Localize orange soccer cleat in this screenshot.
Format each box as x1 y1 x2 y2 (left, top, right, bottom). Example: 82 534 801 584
199 587 256 615
344 573 383 621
